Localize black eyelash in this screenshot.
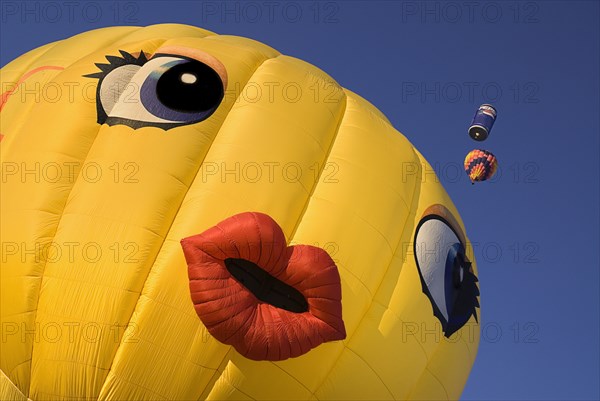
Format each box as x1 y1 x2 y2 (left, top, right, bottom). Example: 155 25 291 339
83 50 149 125
444 254 480 337
83 50 149 80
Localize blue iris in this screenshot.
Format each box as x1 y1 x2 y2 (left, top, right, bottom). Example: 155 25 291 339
140 58 224 123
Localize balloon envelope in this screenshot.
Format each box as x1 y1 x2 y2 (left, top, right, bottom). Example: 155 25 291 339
464 149 498 183
0 24 480 401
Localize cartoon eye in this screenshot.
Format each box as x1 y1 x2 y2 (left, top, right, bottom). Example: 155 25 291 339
414 214 479 337
85 50 225 130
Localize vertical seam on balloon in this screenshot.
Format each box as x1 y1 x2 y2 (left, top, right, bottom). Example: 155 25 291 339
406 324 475 401
2 33 115 396
345 347 396 399
24 27 174 399
403 167 456 401
370 298 430 357
288 93 362 398
2 33 209 401
240 86 349 398
284 89 348 242
267 361 314 397
197 348 234 400
424 367 450 400
0 369 27 400
311 141 423 399
97 53 281 401
460 326 476 363
49 32 235 399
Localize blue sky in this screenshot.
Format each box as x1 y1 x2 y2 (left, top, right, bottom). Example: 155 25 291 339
1 1 598 399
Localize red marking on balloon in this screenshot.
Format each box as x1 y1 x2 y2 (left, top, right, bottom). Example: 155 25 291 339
181 212 346 361
0 65 64 141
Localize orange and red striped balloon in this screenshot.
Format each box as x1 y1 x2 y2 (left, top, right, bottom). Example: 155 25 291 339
464 149 498 183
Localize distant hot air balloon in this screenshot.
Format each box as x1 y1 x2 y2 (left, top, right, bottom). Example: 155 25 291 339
468 104 497 141
464 149 498 183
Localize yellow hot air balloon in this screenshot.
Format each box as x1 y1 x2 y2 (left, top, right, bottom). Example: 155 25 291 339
0 24 480 401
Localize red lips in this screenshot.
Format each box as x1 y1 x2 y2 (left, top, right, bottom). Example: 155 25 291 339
181 212 346 361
